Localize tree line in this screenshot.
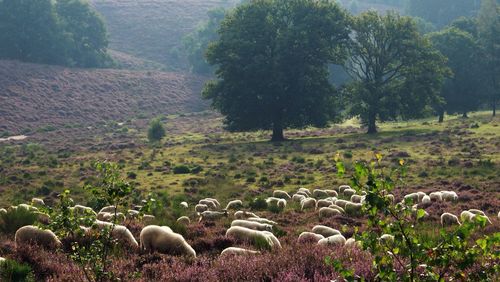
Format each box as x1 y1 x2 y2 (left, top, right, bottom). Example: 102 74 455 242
0 0 111 68
186 0 499 140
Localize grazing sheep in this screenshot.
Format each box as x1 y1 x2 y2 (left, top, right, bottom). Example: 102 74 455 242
350 195 364 203
177 216 190 225
338 185 351 193
441 191 458 202
468 209 486 216
199 199 217 210
327 204 345 214
297 187 311 196
140 225 195 258
15 225 61 249
180 202 189 209
316 199 334 209
344 238 360 248
17 204 38 212
266 197 286 209
334 199 349 209
301 198 317 210
220 247 260 256
313 189 329 198
292 194 306 202
98 212 126 223
417 192 427 202
421 195 431 205
31 198 45 207
498 211 500 220
319 207 342 219
429 192 442 202
312 225 341 237
34 212 51 224
324 189 338 197
246 217 277 225
0 257 5 263
127 209 140 219
143 215 155 223
231 220 273 231
99 205 117 213
0 208 7 215
296 191 310 197
234 211 259 219
404 193 419 203
199 210 228 222
273 190 291 199
92 221 139 248
72 205 97 216
204 198 221 207
386 194 395 203
262 231 282 248
343 189 356 198
379 234 395 245
225 226 277 249
318 234 347 246
345 202 363 216
460 211 476 222
298 232 324 243
195 204 209 213
225 200 243 210
441 213 461 226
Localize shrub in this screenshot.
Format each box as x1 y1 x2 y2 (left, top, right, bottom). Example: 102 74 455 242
0 259 34 281
291 156 305 163
173 165 191 174
249 197 267 210
0 207 37 235
147 118 166 143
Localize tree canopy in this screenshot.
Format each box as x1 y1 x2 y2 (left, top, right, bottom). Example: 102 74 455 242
203 0 350 141
0 0 111 67
345 11 449 133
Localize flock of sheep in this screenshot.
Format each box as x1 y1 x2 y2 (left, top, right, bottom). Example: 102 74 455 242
0 185 498 263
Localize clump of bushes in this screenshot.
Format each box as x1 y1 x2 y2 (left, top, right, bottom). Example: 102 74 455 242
0 259 34 281
173 164 203 174
0 207 37 234
147 117 166 143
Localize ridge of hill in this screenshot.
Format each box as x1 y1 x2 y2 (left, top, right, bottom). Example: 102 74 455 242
0 60 208 136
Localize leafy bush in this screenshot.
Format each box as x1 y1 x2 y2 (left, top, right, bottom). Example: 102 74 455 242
0 259 34 281
147 118 166 143
0 207 37 235
249 197 267 211
173 165 191 174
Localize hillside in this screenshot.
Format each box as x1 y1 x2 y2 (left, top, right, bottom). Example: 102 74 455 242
90 0 240 70
0 60 208 136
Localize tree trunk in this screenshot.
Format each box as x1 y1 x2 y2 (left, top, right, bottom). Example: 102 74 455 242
493 102 496 117
367 113 377 134
271 122 285 142
462 112 468 118
438 110 444 123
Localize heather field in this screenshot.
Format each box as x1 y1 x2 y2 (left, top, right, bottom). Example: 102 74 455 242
0 111 498 281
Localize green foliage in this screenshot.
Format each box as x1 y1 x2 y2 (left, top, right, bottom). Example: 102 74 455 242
173 164 191 174
333 157 499 281
147 118 166 143
0 259 35 282
0 0 110 67
406 0 482 28
249 197 267 211
203 0 350 141
345 11 450 133
0 207 37 235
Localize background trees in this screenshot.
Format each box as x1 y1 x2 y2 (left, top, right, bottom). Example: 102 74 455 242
0 0 110 67
345 11 448 133
203 0 350 141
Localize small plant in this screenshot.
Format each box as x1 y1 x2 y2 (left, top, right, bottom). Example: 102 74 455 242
147 117 166 143
0 207 37 235
173 164 191 174
0 259 35 281
249 197 267 210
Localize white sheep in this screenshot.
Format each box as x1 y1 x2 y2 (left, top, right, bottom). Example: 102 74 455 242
34 211 51 224
127 209 140 219
318 207 342 219
262 231 282 248
300 198 317 210
220 247 260 256
316 199 334 209
338 185 351 193
177 216 190 225
421 195 431 205
225 226 276 249
429 192 442 202
318 234 346 246
327 204 345 214
312 225 341 237
468 209 486 216
180 202 189 209
234 211 259 219
195 204 209 213
345 202 363 216
16 204 38 212
15 225 62 249
204 198 221 207
379 234 395 245
334 199 349 209
31 198 45 207
404 193 419 203
460 211 476 222
441 212 461 226
297 187 311 196
140 225 196 258
246 217 277 225
441 191 458 202
498 211 500 220
199 199 217 210
343 188 356 198
417 192 427 202
199 210 228 222
350 195 364 203
292 194 306 202
99 205 117 213
0 208 7 215
0 257 5 264
386 194 395 203
313 189 329 198
344 238 360 248
266 197 286 209
231 219 273 231
92 220 139 248
72 205 97 216
273 190 291 199
296 191 310 197
324 189 338 197
225 200 243 210
297 232 324 243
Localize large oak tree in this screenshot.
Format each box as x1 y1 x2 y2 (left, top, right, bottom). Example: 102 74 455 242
203 0 350 141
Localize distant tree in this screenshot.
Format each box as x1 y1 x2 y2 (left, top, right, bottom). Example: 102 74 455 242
345 11 449 133
429 27 482 120
407 0 482 28
147 118 166 143
203 0 350 141
183 8 226 75
56 0 111 68
477 0 500 116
